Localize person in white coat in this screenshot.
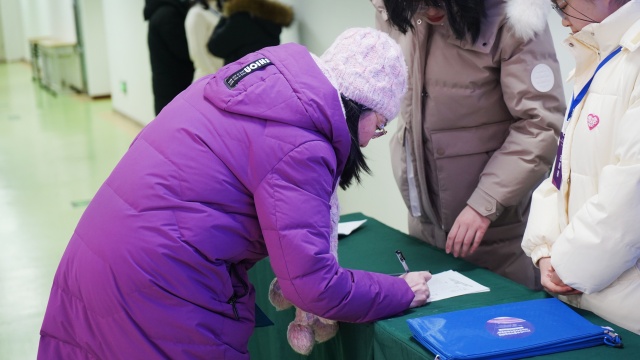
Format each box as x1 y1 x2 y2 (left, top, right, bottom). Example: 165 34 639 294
522 0 640 335
185 0 224 81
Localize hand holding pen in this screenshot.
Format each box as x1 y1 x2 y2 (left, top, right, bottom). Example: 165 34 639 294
396 249 432 308
395 250 411 273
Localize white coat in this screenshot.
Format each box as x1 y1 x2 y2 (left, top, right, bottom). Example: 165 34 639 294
522 0 640 335
185 3 224 81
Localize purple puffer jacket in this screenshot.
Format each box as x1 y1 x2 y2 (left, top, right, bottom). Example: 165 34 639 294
38 43 414 359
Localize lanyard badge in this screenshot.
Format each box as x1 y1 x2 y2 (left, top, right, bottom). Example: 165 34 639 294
550 46 622 190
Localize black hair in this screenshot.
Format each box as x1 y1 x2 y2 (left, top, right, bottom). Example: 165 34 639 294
339 94 371 190
382 0 486 43
190 0 210 9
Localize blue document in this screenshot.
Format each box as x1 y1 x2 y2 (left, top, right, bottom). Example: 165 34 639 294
407 298 621 360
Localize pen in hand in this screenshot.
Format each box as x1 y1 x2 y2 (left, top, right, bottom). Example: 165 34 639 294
395 250 411 273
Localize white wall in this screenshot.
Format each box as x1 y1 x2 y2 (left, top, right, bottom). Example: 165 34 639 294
18 0 76 58
2 0 75 61
19 0 50 45
102 0 155 125
0 0 25 61
548 12 575 101
294 0 374 54
279 0 298 44
2 0 108 93
78 0 110 97
50 0 76 42
0 1 4 61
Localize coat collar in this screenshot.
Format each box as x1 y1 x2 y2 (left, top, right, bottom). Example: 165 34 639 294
564 0 640 80
224 0 293 26
570 0 640 55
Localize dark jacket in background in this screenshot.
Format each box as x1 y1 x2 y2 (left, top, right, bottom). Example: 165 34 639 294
144 0 194 115
208 0 293 64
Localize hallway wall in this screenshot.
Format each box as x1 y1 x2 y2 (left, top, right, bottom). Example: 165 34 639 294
19 0 77 60
102 0 155 124
0 0 26 61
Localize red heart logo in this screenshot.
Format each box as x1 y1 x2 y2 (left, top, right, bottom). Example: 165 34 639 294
587 114 600 130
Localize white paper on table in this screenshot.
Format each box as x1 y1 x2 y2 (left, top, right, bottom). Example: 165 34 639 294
337 220 367 236
427 270 490 302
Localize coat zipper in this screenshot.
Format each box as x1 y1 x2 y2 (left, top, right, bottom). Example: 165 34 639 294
227 264 249 321
227 294 240 320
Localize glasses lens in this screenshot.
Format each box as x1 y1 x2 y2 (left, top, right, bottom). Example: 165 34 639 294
372 124 387 139
552 4 565 18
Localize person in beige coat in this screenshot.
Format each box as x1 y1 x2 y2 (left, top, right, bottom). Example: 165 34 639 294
372 0 566 289
522 0 640 335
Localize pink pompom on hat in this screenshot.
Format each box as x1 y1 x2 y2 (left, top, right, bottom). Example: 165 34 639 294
319 27 408 122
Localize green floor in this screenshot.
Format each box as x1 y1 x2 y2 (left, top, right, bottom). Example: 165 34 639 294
0 62 142 359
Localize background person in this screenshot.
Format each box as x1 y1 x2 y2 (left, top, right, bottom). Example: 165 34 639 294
185 0 225 81
372 0 566 290
37 28 432 359
207 0 293 64
144 0 195 115
522 0 640 335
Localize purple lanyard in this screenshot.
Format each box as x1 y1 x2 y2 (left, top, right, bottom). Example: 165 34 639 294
551 46 623 190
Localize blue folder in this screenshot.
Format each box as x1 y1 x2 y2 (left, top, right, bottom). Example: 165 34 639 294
255 304 273 328
407 298 622 360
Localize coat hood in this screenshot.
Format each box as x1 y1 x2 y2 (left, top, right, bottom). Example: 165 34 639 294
224 0 294 27
204 42 350 172
504 0 551 41
143 0 190 20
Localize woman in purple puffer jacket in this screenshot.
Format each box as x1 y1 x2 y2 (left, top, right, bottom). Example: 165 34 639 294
38 28 432 359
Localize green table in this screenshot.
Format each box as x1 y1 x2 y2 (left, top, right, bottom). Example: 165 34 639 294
248 213 638 359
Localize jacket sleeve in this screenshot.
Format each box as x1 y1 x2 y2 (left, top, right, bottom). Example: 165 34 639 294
552 96 640 293
468 25 565 219
253 141 414 322
521 178 562 265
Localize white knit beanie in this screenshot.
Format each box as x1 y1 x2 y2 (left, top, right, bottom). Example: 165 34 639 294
319 27 407 121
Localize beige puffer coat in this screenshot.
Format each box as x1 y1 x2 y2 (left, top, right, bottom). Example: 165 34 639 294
373 0 565 288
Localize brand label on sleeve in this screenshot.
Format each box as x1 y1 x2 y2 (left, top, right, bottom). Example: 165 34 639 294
225 58 274 89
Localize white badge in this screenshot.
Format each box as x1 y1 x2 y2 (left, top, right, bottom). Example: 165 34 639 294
530 64 555 93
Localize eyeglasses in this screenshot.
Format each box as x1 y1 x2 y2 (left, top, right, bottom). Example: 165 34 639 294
352 100 389 139
371 113 388 139
551 0 598 22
